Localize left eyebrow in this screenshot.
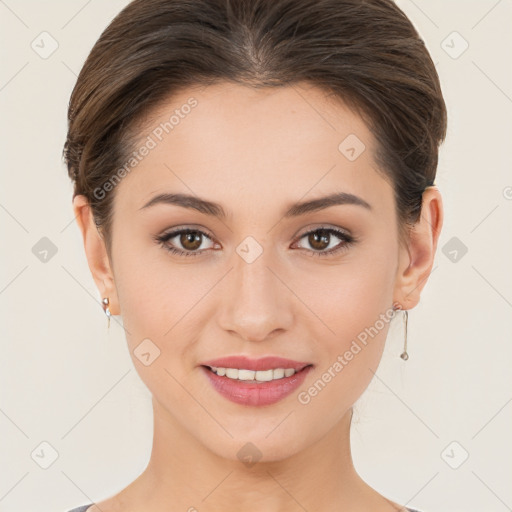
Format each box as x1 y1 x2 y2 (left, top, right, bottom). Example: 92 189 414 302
283 192 372 217
139 191 372 218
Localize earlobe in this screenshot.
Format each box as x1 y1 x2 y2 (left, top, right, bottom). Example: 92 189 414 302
393 187 444 310
72 195 119 315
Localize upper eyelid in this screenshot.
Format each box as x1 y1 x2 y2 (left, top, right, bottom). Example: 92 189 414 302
158 225 352 247
158 225 214 238
159 224 350 238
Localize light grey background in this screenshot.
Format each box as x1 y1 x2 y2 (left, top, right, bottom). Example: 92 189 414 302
1 1 511 511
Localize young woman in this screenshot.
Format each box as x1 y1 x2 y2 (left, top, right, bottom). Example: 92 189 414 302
63 0 446 510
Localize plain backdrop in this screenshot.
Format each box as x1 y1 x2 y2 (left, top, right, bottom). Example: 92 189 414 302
1 1 511 511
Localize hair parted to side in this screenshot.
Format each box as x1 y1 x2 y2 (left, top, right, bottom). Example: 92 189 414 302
63 0 447 255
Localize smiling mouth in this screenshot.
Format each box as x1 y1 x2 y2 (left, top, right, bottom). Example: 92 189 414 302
203 364 313 383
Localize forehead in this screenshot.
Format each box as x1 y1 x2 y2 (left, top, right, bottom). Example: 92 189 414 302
113 81 391 217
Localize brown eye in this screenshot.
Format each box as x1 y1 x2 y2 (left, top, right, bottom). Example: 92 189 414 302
307 229 331 251
155 228 216 257
295 227 354 257
179 231 203 251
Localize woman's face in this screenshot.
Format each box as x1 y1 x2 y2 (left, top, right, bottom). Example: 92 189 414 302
98 82 413 461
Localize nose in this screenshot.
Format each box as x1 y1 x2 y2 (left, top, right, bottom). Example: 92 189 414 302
216 242 294 343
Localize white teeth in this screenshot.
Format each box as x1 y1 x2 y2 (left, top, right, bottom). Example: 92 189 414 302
209 367 298 381
225 368 238 379
255 369 274 382
273 368 285 379
238 369 255 380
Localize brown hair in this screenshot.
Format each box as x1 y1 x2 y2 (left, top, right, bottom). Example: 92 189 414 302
63 0 447 255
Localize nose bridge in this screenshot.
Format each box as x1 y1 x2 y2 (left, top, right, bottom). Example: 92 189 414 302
218 236 292 341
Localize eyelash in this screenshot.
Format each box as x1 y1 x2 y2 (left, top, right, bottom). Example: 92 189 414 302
154 226 356 258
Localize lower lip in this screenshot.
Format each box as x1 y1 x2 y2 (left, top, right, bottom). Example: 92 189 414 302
201 365 313 406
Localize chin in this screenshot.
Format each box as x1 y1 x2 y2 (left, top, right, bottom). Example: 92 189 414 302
192 416 314 465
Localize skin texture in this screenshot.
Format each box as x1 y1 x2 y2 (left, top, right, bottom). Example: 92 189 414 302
74 82 443 512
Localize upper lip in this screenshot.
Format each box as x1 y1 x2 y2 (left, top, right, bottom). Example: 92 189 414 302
201 356 312 372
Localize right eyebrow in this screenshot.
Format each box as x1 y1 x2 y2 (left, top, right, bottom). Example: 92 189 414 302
139 190 372 219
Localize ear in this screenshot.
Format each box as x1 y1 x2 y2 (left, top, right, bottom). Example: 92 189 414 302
73 195 120 316
393 186 443 310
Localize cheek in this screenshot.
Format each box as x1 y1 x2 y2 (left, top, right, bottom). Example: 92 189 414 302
299 247 395 342
293 262 396 433
113 238 192 331
113 242 215 372
112 249 200 410
111 241 175 362
297 242 397 393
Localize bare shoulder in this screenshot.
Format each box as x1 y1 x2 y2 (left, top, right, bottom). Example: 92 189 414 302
85 496 123 512
354 480 416 512
385 498 420 512
83 470 149 512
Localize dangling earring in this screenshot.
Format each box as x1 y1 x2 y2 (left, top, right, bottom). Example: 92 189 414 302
400 309 409 360
102 297 111 329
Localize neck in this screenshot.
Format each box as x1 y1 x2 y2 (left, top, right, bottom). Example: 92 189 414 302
118 399 395 512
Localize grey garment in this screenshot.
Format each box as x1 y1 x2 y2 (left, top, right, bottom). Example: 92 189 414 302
67 505 424 512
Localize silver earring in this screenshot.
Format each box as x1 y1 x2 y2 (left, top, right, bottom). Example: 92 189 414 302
400 310 409 360
102 297 111 328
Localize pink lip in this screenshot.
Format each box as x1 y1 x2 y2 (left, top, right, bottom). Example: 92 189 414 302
201 355 311 372
199 356 313 407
